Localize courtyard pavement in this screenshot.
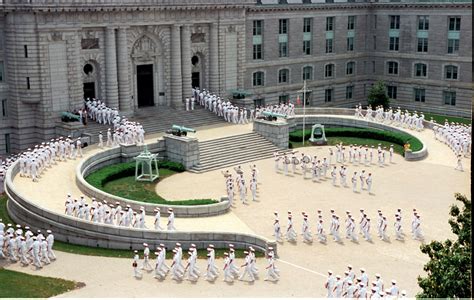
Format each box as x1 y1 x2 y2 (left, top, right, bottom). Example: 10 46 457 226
6 117 471 297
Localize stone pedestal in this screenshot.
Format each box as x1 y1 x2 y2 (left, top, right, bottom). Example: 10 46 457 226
55 121 85 139
253 119 289 149
163 134 199 169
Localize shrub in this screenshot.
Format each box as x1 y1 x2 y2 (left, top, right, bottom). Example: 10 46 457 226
289 127 423 153
367 80 390 109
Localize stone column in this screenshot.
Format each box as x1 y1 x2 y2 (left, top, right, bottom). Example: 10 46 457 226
181 25 192 100
170 25 182 108
104 27 119 109
208 23 219 93
117 27 132 114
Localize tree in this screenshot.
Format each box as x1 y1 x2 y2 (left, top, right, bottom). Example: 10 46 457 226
417 193 471 298
367 81 390 109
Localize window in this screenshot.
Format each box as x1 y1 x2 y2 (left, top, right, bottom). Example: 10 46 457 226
325 64 334 78
347 37 354 51
253 20 263 36
445 65 458 80
24 45 28 58
0 61 4 82
387 61 399 75
303 18 312 33
418 16 429 30
414 63 427 77
303 66 313 81
279 94 289 104
443 91 456 106
278 69 289 84
279 19 288 34
4 133 10 154
279 42 288 57
303 40 311 55
253 44 262 60
348 16 356 30
252 72 264 86
326 17 334 31
346 85 354 100
325 39 333 53
346 62 355 75
26 77 30 89
447 39 459 54
373 35 377 50
414 88 425 102
389 15 400 29
448 17 461 31
389 37 399 51
254 98 265 108
1 99 7 117
372 61 376 73
374 15 377 29
387 85 397 99
417 38 428 52
325 89 333 102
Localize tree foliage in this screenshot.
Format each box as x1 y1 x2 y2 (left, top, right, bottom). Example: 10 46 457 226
417 193 471 298
367 80 390 109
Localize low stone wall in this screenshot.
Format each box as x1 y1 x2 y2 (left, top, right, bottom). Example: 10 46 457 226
5 163 276 254
290 115 428 161
76 142 230 218
253 119 289 149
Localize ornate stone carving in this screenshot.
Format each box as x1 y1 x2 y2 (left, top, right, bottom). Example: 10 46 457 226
132 35 158 61
191 33 205 43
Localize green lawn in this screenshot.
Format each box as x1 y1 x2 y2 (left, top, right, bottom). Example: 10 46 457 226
86 162 217 206
0 194 261 259
291 136 405 155
0 268 78 298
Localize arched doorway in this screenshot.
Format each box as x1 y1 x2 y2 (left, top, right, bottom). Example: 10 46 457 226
82 61 100 100
191 52 205 89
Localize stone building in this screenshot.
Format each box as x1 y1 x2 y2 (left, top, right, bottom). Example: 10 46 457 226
0 0 471 154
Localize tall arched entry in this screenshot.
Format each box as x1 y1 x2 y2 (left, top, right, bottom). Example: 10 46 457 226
191 52 205 89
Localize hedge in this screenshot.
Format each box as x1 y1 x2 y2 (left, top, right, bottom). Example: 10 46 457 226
289 127 423 152
85 160 185 188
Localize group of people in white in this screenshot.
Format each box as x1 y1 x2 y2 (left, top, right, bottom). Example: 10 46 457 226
10 136 85 183
354 104 426 132
0 220 56 269
64 193 176 231
222 165 259 205
274 147 381 194
273 208 423 244
85 98 119 126
432 120 471 172
325 266 407 298
132 242 279 283
191 88 296 125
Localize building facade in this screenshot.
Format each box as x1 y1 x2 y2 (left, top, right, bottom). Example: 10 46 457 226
0 0 471 154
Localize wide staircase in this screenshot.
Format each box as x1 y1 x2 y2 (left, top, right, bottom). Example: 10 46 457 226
190 132 289 173
84 106 227 143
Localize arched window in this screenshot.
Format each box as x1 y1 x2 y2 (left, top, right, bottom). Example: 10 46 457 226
303 66 313 80
445 65 458 80
414 63 427 77
325 64 334 78
252 71 264 86
278 69 289 83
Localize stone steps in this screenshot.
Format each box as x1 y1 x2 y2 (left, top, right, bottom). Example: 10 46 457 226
83 107 226 143
190 132 288 173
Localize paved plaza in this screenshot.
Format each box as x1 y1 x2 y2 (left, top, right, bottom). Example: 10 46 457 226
5 118 470 297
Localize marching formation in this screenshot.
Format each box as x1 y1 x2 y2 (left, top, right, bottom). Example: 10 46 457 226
355 104 425 131
273 208 423 244
432 120 471 171
85 98 119 126
0 220 57 269
132 243 279 283
222 165 260 206
64 193 177 231
325 266 407 298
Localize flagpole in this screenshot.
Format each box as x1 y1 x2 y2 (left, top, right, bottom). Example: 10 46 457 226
302 80 307 146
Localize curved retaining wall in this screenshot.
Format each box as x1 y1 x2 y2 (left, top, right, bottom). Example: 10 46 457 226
289 115 428 161
5 163 276 253
293 107 438 130
76 143 231 218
